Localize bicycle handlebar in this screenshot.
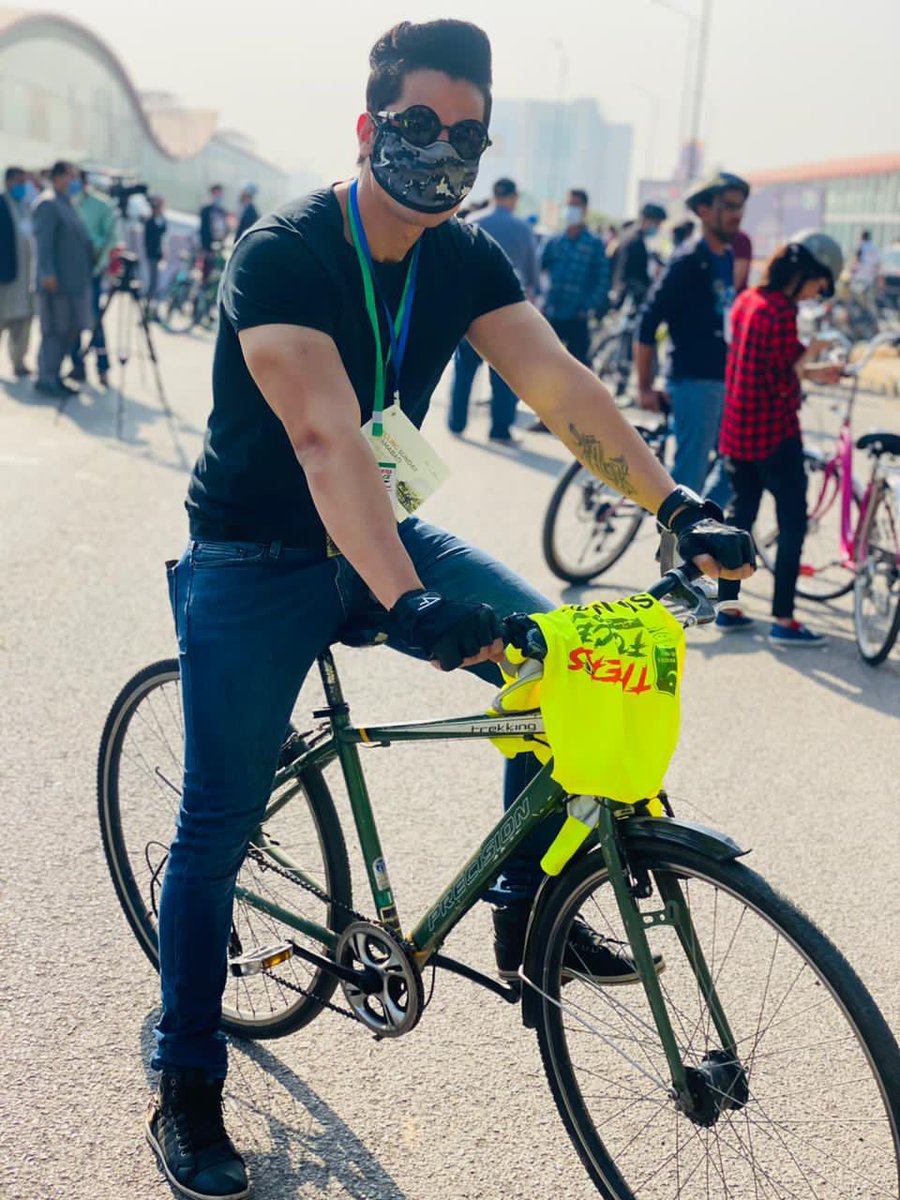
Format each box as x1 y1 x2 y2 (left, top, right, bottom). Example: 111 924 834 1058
500 563 705 662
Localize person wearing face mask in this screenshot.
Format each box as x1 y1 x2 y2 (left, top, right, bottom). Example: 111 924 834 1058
199 183 227 281
717 233 844 646
68 170 116 387
32 161 93 398
610 202 667 310
148 22 755 1198
0 166 35 379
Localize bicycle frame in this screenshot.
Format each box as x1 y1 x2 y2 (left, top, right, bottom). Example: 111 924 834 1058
239 648 565 958
236 636 740 1098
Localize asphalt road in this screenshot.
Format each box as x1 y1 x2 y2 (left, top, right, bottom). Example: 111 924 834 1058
1 322 898 1200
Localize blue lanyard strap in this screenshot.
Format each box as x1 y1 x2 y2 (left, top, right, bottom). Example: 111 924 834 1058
348 179 421 436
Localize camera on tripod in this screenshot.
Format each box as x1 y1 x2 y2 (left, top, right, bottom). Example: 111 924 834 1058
110 180 149 217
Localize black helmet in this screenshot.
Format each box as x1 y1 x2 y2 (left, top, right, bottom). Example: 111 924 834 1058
685 171 750 213
641 202 667 222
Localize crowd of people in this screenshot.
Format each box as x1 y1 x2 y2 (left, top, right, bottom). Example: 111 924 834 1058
0 165 261 394
448 168 863 647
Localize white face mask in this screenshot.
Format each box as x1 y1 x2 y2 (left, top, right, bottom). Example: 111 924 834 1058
563 204 584 227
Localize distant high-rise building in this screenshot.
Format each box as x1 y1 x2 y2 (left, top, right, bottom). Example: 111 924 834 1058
480 98 633 219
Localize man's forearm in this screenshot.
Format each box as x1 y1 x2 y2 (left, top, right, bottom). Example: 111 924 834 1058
634 341 656 391
552 372 673 513
299 431 422 610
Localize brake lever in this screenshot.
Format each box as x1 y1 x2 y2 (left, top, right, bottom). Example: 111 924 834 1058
666 567 718 627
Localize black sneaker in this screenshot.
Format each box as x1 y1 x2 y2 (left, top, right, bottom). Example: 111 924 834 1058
492 901 663 985
145 1069 249 1200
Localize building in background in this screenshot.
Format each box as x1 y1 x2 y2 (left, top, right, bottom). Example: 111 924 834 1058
744 154 900 259
0 11 292 215
638 152 899 262
482 98 632 220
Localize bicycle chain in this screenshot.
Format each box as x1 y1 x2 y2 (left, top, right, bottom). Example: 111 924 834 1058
244 843 386 1024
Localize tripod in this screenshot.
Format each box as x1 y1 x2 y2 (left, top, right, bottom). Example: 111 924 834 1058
61 254 186 466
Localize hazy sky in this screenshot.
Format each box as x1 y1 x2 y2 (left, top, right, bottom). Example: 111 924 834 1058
14 0 900 198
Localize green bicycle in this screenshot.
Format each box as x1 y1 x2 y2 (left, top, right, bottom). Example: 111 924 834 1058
98 565 900 1198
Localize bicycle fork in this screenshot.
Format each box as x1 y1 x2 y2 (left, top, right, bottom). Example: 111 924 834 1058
595 807 748 1126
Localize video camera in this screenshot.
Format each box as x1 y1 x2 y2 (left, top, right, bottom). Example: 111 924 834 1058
110 181 149 217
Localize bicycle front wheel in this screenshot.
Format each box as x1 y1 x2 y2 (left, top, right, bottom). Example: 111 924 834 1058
854 480 900 665
756 451 859 601
542 460 645 583
533 842 900 1199
98 660 352 1039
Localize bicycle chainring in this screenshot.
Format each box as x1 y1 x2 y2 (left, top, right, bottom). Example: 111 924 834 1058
334 921 424 1039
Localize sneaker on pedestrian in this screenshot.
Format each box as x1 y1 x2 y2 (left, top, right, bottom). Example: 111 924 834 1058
715 608 755 633
492 900 663 984
488 431 520 448
66 366 87 384
34 379 73 398
98 370 110 388
13 364 31 378
527 419 550 434
768 621 826 649
146 1069 249 1200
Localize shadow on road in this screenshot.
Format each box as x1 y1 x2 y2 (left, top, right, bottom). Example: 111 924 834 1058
140 1011 408 1199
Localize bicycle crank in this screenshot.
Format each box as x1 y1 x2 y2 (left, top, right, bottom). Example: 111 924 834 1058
334 921 424 1039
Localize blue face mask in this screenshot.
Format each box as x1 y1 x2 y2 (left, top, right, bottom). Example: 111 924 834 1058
9 183 27 202
67 178 83 197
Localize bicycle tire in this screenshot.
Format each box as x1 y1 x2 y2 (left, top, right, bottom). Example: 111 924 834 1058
756 450 859 601
160 281 199 334
97 659 352 1039
532 841 900 1199
854 481 900 666
542 459 645 583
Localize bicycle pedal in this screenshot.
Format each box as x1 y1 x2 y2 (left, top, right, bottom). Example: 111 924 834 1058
229 941 294 977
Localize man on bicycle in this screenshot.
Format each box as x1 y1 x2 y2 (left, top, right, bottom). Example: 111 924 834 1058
148 20 755 1199
610 201 667 310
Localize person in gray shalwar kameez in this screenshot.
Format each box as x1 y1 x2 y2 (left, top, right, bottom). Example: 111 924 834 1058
32 160 92 398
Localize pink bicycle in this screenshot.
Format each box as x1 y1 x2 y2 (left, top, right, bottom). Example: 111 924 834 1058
756 330 900 665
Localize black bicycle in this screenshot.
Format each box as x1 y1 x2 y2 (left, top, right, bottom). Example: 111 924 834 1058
543 416 669 583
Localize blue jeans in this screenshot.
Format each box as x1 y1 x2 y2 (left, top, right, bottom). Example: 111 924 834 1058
70 275 109 375
449 338 518 438
668 377 731 510
153 518 554 1077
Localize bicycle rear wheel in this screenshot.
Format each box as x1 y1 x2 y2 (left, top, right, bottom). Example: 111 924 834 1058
756 450 859 601
542 460 645 583
533 843 900 1199
98 660 352 1039
854 480 900 665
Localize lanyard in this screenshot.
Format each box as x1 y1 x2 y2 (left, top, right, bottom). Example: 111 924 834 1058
348 179 420 437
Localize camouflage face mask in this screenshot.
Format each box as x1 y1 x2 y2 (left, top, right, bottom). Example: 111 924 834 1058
370 126 480 215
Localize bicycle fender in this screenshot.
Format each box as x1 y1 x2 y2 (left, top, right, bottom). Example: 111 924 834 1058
519 871 567 1031
623 816 747 861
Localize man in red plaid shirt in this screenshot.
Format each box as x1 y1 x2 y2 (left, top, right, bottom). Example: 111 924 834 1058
718 231 844 647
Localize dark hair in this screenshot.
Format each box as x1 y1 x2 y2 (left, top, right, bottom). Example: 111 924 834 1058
367 21 493 124
210 183 223 192
569 188 588 208
672 218 695 247
861 229 871 240
5 166 25 186
493 177 517 198
50 160 72 179
759 243 827 298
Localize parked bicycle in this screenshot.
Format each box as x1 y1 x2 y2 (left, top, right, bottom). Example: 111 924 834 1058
542 413 669 583
159 243 225 334
755 330 900 664
98 564 900 1197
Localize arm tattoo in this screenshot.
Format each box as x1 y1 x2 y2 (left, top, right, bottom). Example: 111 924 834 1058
568 422 636 496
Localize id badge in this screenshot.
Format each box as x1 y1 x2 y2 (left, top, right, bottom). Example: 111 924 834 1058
362 403 450 522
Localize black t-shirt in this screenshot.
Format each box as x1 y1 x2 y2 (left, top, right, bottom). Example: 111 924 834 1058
186 187 524 551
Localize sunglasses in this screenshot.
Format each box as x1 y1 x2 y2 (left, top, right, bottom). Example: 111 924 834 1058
715 197 745 213
373 105 492 160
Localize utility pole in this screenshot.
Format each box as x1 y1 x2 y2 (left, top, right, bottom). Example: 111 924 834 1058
686 0 713 180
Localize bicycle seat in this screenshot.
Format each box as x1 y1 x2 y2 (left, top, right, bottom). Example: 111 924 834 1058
856 431 900 457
